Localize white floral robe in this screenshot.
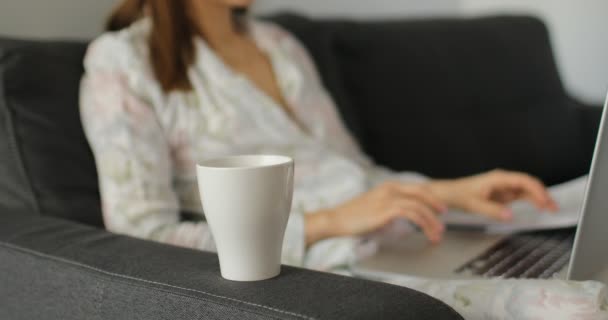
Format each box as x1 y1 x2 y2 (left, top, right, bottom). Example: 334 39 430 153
80 17 608 320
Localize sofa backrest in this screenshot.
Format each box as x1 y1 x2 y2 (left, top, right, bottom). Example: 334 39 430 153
0 14 593 226
273 15 590 184
0 38 103 226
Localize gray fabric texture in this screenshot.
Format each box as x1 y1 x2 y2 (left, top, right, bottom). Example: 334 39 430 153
0 37 103 226
270 15 601 185
0 48 39 216
0 212 463 319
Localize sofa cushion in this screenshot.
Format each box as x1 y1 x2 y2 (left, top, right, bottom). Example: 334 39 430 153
0 38 103 226
334 16 588 185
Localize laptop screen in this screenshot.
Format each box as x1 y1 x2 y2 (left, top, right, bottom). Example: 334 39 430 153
568 92 608 281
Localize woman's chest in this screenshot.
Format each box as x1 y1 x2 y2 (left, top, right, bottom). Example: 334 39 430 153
153 84 369 211
156 81 306 162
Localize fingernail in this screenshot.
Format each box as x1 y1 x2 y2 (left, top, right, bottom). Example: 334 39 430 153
501 209 513 220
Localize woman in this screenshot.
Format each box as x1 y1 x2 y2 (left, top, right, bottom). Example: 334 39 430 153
82 2 608 317
80 0 558 270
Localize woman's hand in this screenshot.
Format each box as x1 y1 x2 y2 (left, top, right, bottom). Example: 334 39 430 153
305 182 448 246
428 169 559 221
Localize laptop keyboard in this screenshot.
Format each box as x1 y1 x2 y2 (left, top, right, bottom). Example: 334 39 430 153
455 228 575 279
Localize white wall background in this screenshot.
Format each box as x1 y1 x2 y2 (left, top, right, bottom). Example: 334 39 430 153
0 0 117 39
252 0 460 19
0 0 606 103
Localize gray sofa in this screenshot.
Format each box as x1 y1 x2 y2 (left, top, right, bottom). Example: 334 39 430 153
0 15 467 320
0 13 600 319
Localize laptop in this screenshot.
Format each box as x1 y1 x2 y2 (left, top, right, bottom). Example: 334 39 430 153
352 92 608 283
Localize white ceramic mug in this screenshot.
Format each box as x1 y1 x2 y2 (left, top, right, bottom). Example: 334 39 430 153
196 155 294 281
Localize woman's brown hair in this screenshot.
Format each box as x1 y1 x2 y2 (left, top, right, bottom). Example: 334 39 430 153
106 0 246 92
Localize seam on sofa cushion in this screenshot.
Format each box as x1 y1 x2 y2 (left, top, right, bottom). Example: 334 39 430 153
0 51 41 214
0 241 314 320
93 261 105 320
1 244 283 320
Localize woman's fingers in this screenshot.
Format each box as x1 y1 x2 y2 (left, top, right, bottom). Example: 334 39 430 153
493 172 558 211
465 198 512 221
400 211 441 243
490 188 520 203
395 184 448 213
512 175 554 210
392 200 445 243
378 182 446 243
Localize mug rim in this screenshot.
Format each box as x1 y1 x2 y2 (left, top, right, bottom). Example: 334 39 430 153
196 154 293 171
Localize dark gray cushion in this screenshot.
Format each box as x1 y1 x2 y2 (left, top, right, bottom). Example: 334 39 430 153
0 211 463 320
274 15 599 186
0 38 102 226
334 16 592 185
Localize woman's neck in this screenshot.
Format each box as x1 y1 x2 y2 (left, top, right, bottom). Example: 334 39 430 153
188 2 244 51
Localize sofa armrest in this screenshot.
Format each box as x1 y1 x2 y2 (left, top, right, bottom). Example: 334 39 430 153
0 212 462 320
